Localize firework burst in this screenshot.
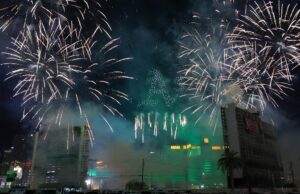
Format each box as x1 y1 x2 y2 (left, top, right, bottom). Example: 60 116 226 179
225 45 293 110
2 20 82 108
2 19 132 136
226 0 299 108
178 21 243 132
0 0 111 35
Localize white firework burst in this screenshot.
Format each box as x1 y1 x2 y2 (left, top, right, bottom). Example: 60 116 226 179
0 0 111 35
2 19 132 134
226 0 298 109
178 21 243 132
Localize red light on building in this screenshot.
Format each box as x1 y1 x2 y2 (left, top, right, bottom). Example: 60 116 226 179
24 162 32 167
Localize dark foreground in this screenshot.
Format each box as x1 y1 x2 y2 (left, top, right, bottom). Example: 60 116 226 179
1 188 300 194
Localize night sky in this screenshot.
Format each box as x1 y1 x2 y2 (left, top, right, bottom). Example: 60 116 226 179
0 0 300 181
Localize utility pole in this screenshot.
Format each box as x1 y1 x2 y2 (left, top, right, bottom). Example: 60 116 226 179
141 158 145 188
184 150 188 190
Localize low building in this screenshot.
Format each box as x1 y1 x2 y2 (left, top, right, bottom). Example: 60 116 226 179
221 103 284 188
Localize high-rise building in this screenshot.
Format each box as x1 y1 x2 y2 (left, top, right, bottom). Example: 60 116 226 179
221 103 284 188
30 125 90 190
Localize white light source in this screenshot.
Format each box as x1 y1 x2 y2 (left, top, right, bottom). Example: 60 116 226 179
85 179 91 186
13 166 23 180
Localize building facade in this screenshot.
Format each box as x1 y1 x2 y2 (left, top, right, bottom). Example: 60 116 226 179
221 103 284 188
0 134 34 188
30 125 90 190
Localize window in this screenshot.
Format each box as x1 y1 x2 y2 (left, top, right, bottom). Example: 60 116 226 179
204 138 209 144
212 146 222 150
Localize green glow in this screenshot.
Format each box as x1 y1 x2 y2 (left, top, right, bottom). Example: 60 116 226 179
87 168 97 177
188 148 201 157
132 69 227 189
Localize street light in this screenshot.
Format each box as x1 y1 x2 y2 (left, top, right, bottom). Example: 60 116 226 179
280 176 285 193
142 151 157 189
85 179 92 190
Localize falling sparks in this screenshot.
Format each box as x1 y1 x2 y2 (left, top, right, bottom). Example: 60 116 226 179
134 112 188 143
133 68 186 143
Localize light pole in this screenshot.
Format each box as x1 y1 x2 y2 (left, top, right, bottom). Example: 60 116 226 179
141 151 156 189
280 176 285 194
85 178 92 191
141 158 145 189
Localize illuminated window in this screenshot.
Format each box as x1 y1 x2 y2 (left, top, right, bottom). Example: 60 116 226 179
204 138 209 144
212 146 222 150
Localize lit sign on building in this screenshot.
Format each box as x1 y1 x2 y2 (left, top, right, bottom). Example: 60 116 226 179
170 144 201 150
170 145 181 150
211 146 222 150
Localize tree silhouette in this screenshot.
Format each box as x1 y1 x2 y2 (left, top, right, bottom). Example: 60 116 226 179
218 149 243 191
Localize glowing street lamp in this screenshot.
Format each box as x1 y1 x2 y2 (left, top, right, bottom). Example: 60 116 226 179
85 179 92 190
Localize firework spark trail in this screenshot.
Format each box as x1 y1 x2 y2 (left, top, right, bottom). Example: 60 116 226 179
0 0 111 34
226 0 300 108
2 19 133 138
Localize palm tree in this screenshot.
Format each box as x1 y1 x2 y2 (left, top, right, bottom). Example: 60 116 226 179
218 150 243 191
